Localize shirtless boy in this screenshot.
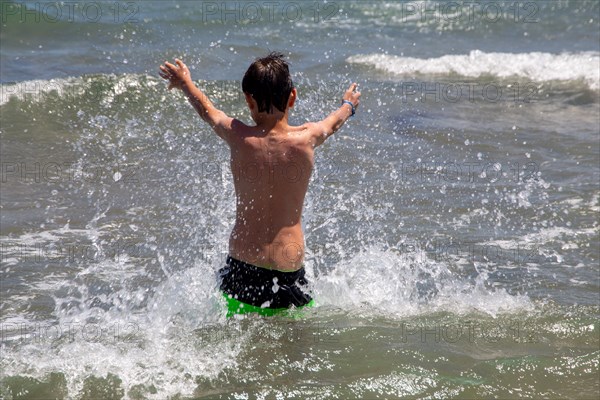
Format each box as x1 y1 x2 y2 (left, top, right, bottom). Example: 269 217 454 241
159 52 360 316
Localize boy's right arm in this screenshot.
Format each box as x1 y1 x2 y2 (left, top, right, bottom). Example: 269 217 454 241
159 59 239 143
310 83 361 147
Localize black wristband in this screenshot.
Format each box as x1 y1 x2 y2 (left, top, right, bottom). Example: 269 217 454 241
341 100 355 117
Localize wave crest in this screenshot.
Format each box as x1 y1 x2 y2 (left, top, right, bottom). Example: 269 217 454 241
347 50 600 90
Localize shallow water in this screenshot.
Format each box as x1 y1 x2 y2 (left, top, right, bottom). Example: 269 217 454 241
1 1 599 399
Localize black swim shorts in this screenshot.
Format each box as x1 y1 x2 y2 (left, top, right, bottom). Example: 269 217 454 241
218 255 313 309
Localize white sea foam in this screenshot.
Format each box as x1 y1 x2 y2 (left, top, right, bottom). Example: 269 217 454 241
312 245 533 318
0 258 239 399
0 74 157 106
1 234 535 397
347 51 600 90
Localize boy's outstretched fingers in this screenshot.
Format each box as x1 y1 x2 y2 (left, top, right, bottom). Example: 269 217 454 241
159 59 192 90
159 65 170 79
158 64 174 90
344 82 361 111
164 61 177 72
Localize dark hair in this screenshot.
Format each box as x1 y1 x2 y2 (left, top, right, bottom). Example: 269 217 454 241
242 52 294 114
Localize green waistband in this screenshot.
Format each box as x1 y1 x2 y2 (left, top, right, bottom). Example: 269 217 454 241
222 292 314 318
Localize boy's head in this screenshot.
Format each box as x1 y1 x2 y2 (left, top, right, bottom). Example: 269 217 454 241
242 52 294 114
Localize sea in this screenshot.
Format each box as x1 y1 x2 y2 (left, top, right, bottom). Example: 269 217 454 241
1 0 599 398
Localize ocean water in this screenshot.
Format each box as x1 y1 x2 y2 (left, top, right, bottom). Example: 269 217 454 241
1 0 599 398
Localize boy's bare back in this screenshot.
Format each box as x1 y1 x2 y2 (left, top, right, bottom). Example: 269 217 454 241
160 54 360 272
228 121 316 270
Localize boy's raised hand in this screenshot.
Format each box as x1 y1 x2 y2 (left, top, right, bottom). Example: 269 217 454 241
159 59 192 90
343 83 361 109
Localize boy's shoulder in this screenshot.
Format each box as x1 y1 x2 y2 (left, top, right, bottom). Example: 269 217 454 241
226 120 323 150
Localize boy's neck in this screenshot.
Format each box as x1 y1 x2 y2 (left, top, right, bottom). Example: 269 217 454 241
252 109 290 132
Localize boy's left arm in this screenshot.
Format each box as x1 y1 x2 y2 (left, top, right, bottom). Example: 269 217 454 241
159 59 237 143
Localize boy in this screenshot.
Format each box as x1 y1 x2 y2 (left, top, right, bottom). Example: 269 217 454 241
159 52 360 316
